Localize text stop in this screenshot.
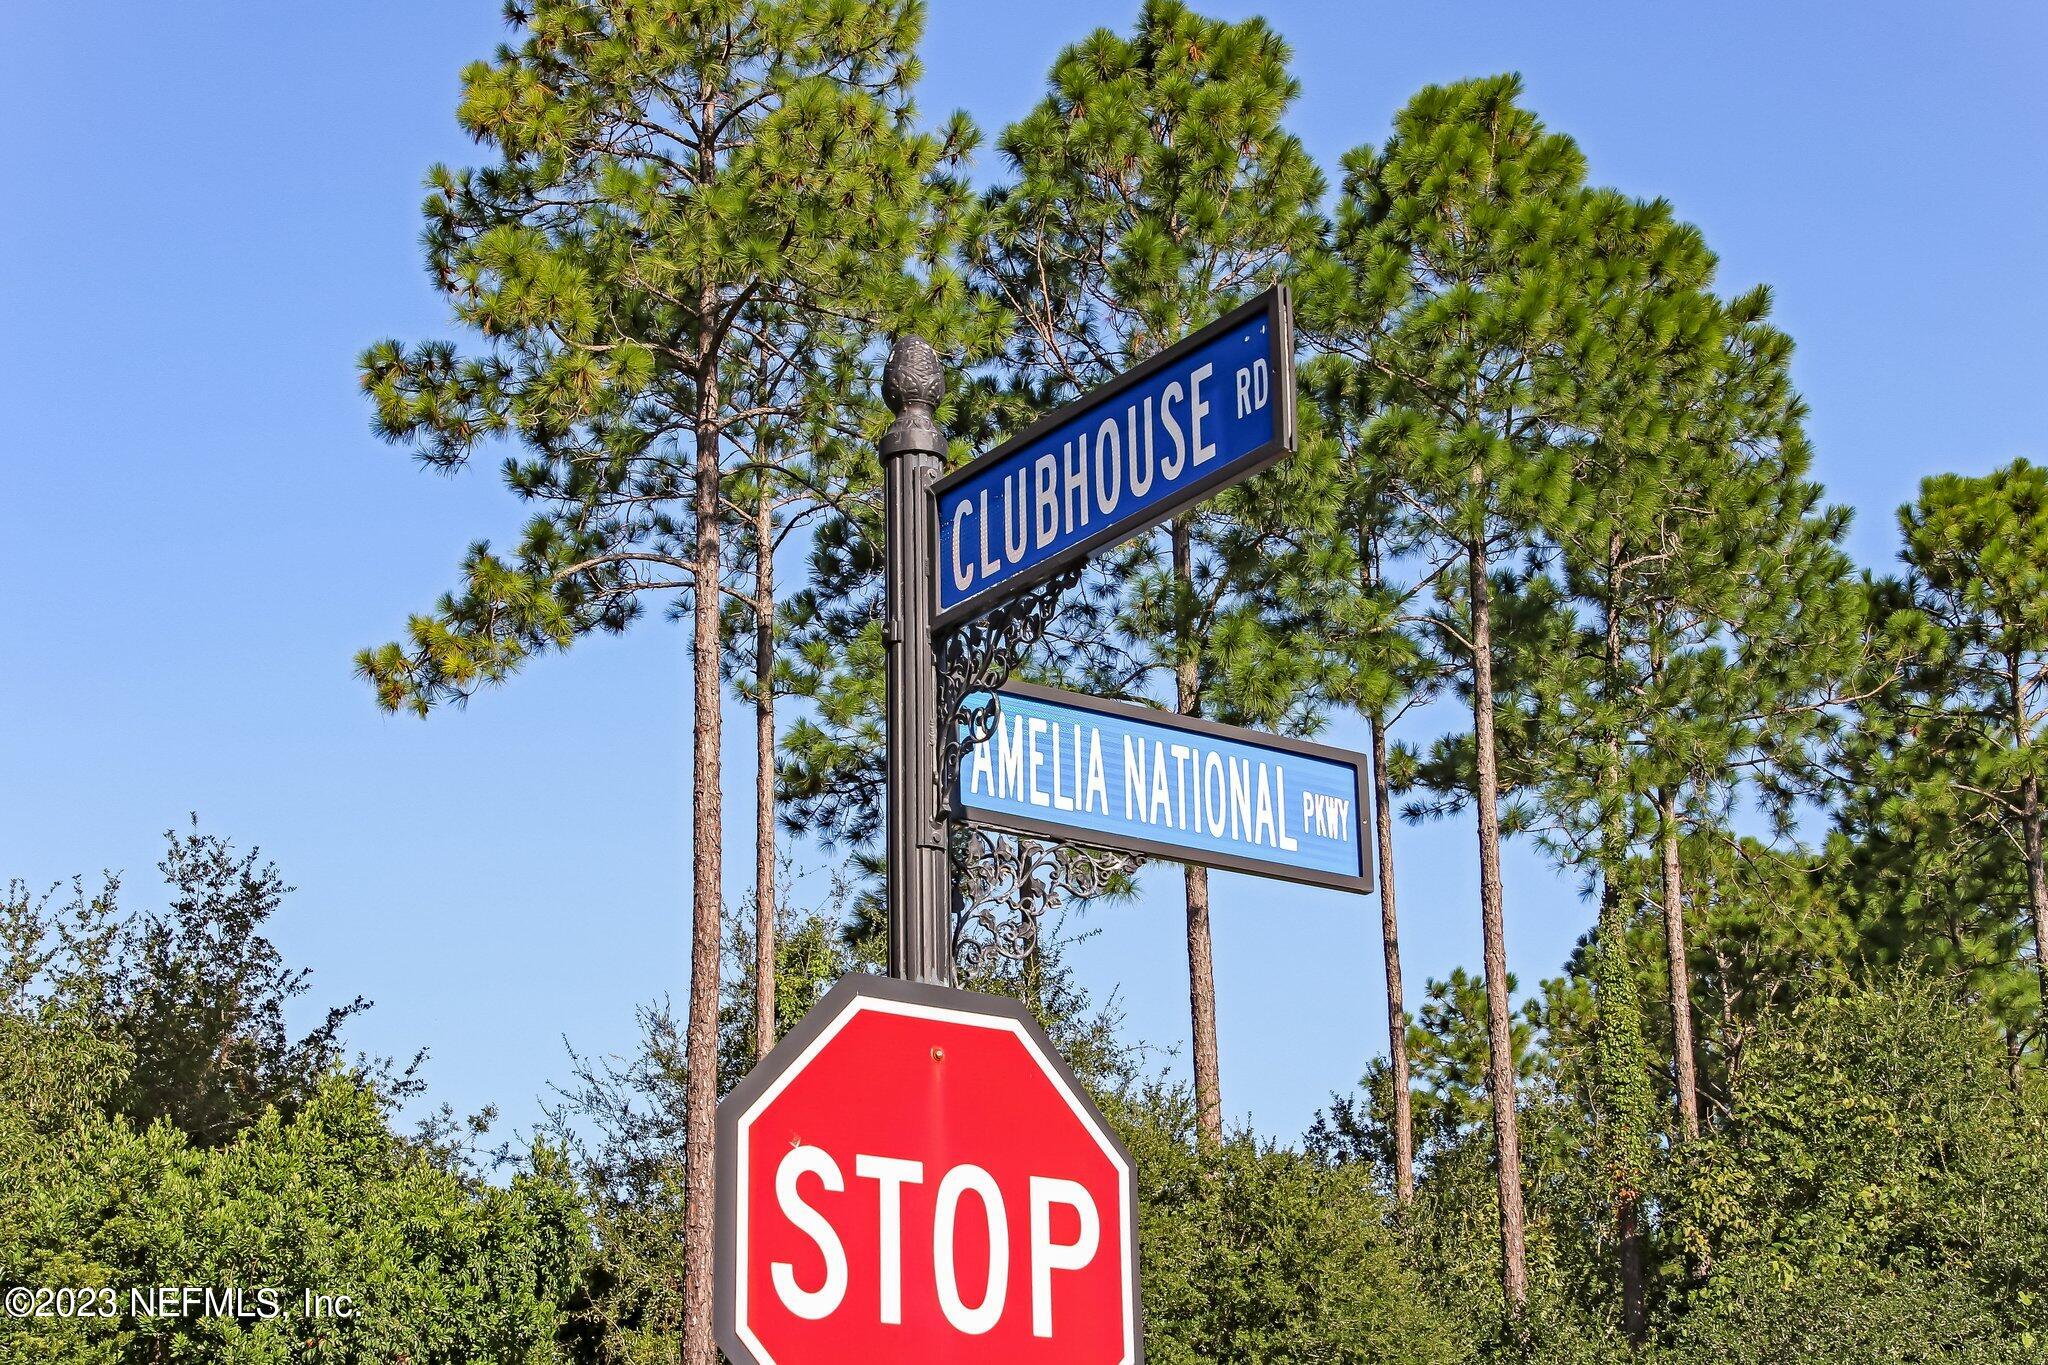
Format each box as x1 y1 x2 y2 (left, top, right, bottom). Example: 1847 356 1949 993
717 977 1139 1365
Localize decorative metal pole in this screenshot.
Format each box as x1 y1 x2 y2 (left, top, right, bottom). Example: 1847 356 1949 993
881 337 954 986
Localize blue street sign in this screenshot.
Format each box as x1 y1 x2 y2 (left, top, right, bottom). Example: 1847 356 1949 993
931 288 1296 627
953 683 1373 894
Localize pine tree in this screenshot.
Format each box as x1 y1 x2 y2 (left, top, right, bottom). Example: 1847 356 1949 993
1528 210 1716 1311
1632 293 1863 1147
352 6 954 1358
741 466 785 1062
1843 461 2048 1051
960 0 1325 1144
1506 216 1852 1331
718 322 882 1059
1327 99 1862 1325
1297 355 1434 1204
1309 74 1690 1319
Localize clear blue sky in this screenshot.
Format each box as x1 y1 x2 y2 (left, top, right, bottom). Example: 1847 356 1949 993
3 1 2042 1143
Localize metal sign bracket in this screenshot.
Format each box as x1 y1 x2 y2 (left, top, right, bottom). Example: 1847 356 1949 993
935 563 1084 803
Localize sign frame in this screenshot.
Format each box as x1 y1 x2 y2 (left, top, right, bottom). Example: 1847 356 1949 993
929 286 1297 630
951 682 1375 895
713 971 1145 1365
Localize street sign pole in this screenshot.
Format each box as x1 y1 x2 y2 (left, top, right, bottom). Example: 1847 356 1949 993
722 297 1314 1362
881 337 954 987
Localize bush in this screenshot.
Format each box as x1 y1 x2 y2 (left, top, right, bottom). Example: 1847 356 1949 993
1659 973 2048 1362
1 1052 586 1363
1116 1085 1465 1364
1 849 588 1363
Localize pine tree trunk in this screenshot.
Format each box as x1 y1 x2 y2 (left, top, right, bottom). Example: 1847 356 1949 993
1184 862 1221 1142
1659 787 1701 1141
1597 877 1650 1340
754 493 777 1062
1369 710 1414 1205
1174 515 1223 1145
1467 534 1529 1315
1594 787 1649 1340
682 377 724 1365
2016 652 2048 1047
1618 1190 1645 1339
2023 774 2048 1045
1594 547 1650 1342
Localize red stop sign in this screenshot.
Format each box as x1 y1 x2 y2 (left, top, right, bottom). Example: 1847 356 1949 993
714 975 1140 1365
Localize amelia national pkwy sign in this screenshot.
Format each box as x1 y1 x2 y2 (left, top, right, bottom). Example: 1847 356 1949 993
713 286 1375 1365
956 683 1372 893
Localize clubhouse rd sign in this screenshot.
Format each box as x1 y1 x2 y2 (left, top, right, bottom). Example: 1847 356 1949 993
932 289 1295 628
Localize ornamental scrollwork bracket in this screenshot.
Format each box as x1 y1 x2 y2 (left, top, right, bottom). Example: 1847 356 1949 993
950 826 1145 975
934 565 1083 802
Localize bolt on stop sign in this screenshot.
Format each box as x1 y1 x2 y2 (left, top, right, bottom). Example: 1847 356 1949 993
714 975 1141 1365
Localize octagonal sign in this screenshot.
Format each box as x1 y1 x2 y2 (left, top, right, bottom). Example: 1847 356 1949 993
714 974 1140 1365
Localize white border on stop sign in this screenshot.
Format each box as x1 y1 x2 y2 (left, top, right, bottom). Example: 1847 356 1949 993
721 978 1139 1365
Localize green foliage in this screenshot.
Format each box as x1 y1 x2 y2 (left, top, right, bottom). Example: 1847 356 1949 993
1661 974 2048 1362
0 1068 585 1364
718 888 876 1091
0 878 128 1140
1395 1099 1633 1365
1305 68 1881 1332
1307 73 1653 1313
1907 461 2048 658
1291 351 1433 740
966 0 1329 727
5 826 387 1150
356 0 973 711
547 994 692 1361
1660 834 1850 1112
160 8 2048 1359
113 827 381 1147
1305 74 1594 570
1309 966 1549 1209
1343 936 2048 1362
1834 460 2048 1047
968 0 1324 375
1405 968 1542 1143
777 609 888 851
1 845 585 1365
1117 1086 1463 1364
960 912 1138 1093
781 0 1339 870
541 892 869 1362
352 14 1005 1357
